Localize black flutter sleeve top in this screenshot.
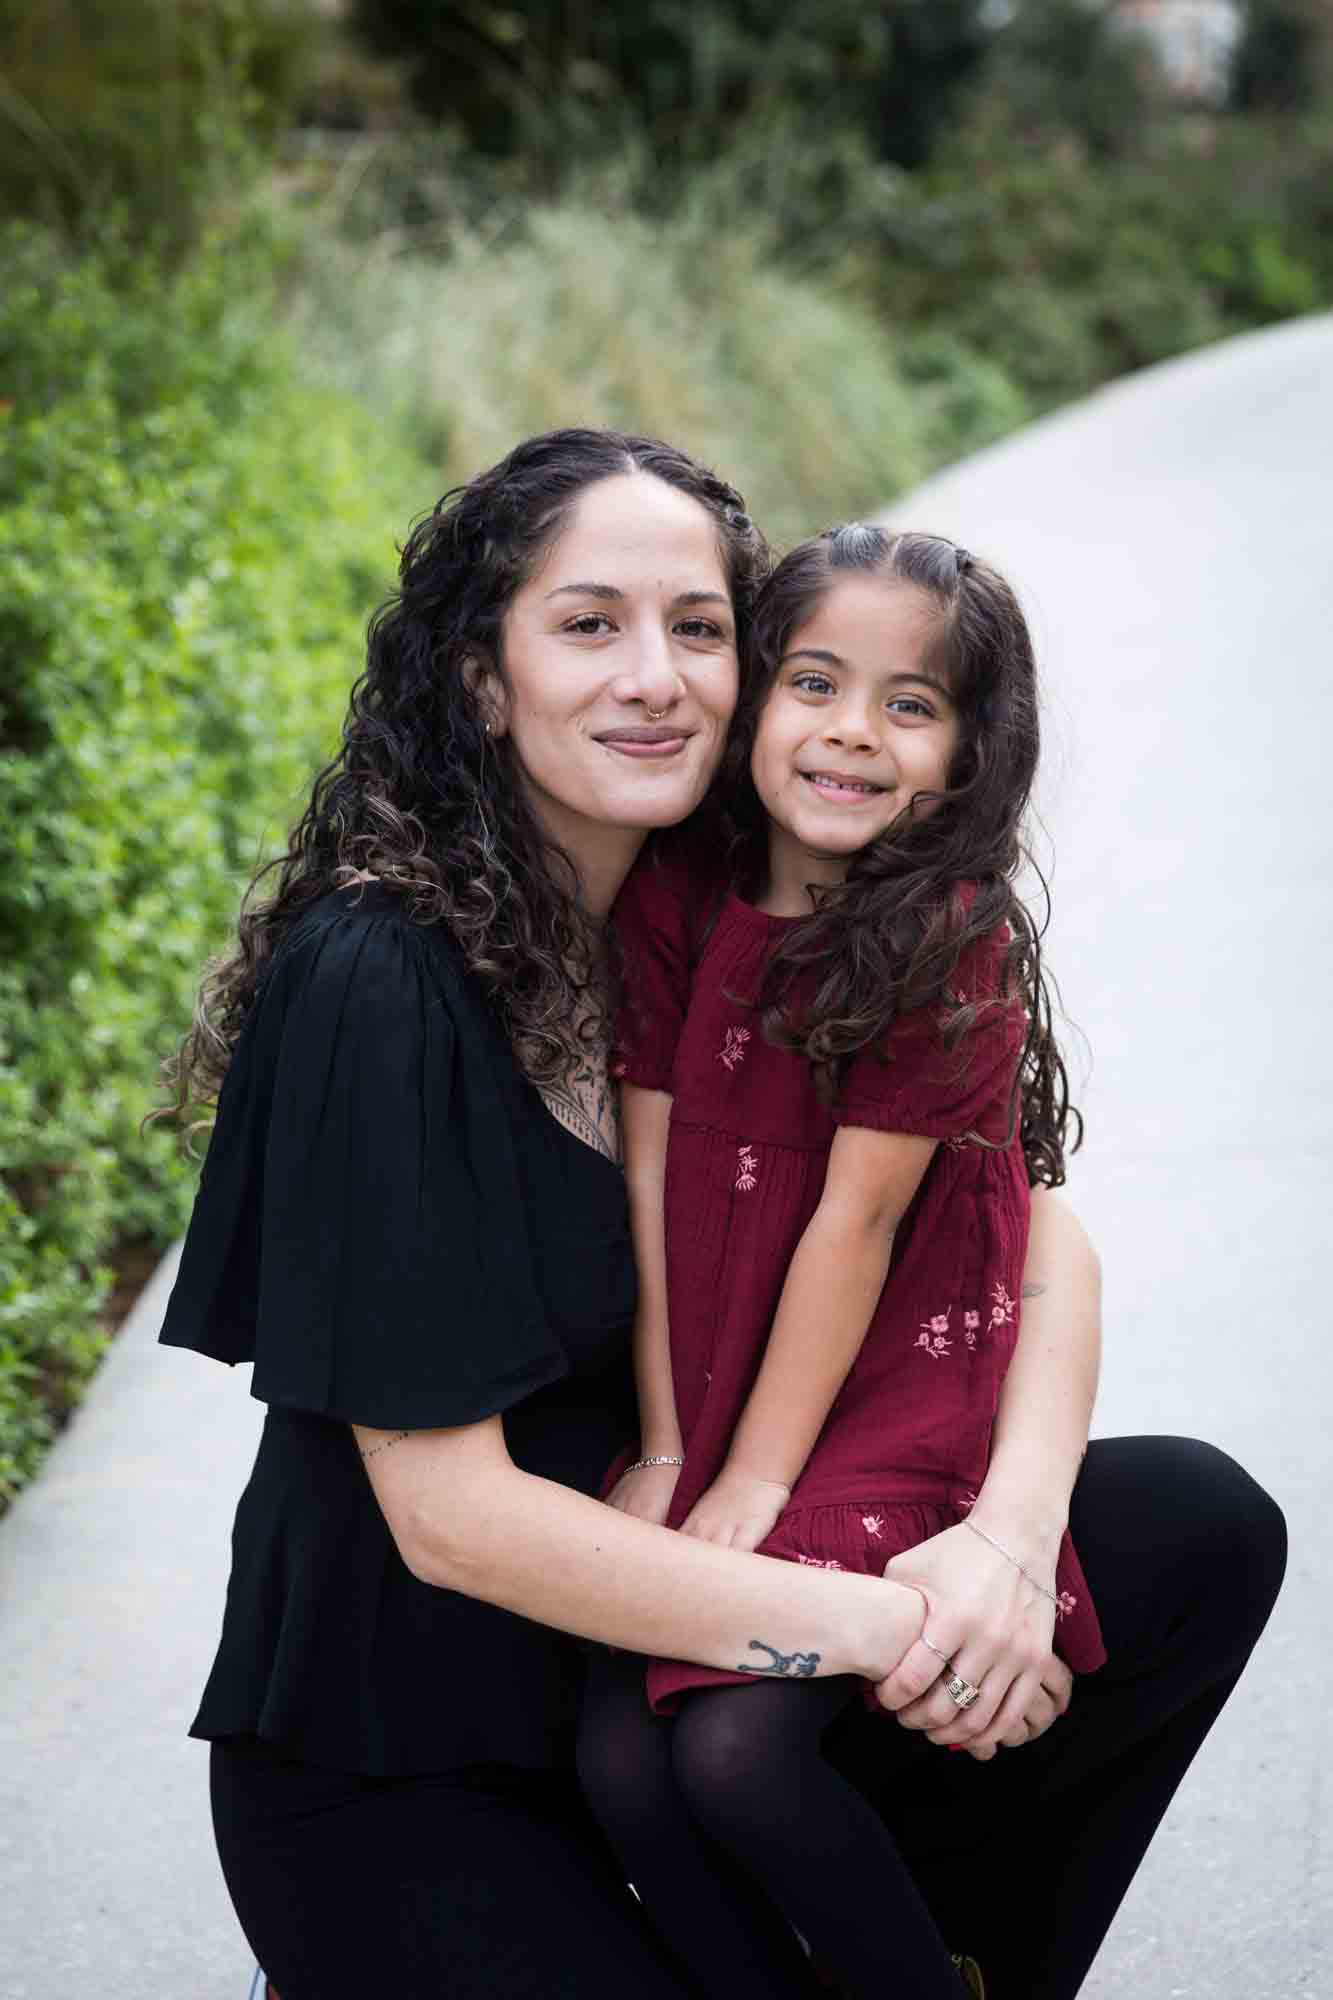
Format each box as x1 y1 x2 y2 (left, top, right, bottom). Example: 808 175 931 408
159 888 638 1776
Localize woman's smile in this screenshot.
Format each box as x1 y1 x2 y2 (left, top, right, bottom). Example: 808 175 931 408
594 722 698 758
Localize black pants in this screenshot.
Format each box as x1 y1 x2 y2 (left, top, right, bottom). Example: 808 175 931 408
211 1437 1285 1999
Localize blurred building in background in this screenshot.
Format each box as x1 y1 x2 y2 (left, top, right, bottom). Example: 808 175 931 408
1114 0 1244 101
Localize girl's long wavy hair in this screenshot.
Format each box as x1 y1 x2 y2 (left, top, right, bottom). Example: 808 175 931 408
163 428 768 1123
718 524 1080 1188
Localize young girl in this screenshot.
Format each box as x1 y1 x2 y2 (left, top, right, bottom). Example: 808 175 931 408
578 527 1107 2000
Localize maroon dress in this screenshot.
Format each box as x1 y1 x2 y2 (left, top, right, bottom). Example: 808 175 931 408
611 848 1105 1711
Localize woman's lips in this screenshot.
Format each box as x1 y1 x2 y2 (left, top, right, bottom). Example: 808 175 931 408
596 725 695 759
800 769 886 802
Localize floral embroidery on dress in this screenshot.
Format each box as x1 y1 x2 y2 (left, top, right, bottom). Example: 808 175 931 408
796 1553 844 1569
862 1514 885 1539
718 1025 751 1071
916 1309 952 1360
963 1309 981 1349
989 1282 1017 1329
1056 1591 1078 1619
735 1144 759 1192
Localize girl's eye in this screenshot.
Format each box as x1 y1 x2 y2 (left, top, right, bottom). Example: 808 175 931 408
676 617 725 640
563 613 615 636
887 696 933 718
791 671 835 696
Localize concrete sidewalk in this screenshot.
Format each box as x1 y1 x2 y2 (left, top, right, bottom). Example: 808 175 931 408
2 315 1329 1998
0 1248 262 1997
881 310 1332 1998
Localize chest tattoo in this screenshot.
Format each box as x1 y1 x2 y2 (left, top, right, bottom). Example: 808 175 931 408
538 1040 621 1165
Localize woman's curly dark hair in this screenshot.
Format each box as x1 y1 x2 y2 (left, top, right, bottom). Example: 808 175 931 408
716 524 1081 1188
163 427 768 1122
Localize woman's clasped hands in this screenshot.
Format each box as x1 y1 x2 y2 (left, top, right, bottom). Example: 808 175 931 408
873 1519 1073 1761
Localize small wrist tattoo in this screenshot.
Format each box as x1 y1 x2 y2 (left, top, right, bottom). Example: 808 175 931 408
359 1430 411 1461
1021 1280 1047 1298
735 1639 821 1678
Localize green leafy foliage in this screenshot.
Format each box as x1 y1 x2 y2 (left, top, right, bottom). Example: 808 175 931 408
349 0 992 174
0 0 316 251
0 222 418 1502
848 95 1333 413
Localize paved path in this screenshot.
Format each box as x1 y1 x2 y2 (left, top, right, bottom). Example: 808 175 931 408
880 311 1332 1998
2 316 1328 1998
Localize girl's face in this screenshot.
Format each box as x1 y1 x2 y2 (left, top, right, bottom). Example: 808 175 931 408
488 473 738 895
751 573 960 899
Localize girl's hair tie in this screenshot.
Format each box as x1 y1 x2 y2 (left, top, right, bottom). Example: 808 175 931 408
954 545 973 576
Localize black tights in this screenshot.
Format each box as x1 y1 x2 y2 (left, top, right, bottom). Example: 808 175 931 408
578 1437 1288 2000
579 1658 960 1998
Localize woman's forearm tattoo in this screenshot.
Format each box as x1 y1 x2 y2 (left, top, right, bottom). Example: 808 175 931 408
1022 1280 1047 1298
358 1430 411 1461
736 1640 821 1678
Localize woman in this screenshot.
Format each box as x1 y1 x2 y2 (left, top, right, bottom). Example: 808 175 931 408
159 428 1284 1999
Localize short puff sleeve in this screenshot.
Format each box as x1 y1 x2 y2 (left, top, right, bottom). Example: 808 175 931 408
612 842 718 1092
834 925 1025 1143
159 901 568 1429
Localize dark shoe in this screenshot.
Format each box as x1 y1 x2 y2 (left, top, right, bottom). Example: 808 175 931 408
952 1953 985 1999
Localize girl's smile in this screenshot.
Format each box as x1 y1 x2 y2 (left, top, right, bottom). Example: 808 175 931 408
750 573 960 912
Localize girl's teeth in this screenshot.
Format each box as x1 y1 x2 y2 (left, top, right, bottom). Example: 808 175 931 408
808 774 877 794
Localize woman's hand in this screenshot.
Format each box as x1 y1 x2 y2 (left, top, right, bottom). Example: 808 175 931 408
678 1467 791 1551
604 1461 682 1527
872 1519 1059 1753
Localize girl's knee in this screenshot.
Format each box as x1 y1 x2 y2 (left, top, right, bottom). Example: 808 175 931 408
671 1692 775 1824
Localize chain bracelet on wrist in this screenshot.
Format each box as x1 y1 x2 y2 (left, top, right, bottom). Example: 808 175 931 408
628 1454 685 1472
964 1518 1066 1615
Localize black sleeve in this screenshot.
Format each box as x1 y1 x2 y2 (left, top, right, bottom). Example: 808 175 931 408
163 902 568 1429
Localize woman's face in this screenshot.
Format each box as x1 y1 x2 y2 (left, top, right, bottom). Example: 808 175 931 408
489 473 738 876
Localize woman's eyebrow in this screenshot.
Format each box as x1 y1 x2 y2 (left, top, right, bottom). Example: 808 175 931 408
543 584 730 608
545 580 623 602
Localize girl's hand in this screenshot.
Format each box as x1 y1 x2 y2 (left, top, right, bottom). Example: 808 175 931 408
604 1461 681 1527
872 1519 1059 1753
678 1467 791 1551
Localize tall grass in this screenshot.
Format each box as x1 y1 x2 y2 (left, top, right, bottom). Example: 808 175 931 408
281 195 1019 549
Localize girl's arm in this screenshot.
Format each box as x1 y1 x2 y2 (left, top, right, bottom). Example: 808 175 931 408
680 1125 937 1550
603 1083 684 1524
878 1188 1101 1756
356 1412 927 1692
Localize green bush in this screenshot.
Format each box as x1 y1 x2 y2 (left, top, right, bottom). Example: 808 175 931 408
0 222 421 1503
855 101 1333 412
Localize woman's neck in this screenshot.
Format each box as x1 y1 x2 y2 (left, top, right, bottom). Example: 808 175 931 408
525 798 646 921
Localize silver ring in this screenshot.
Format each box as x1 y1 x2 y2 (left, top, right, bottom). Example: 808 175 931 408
921 1633 953 1668
943 1672 981 1712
